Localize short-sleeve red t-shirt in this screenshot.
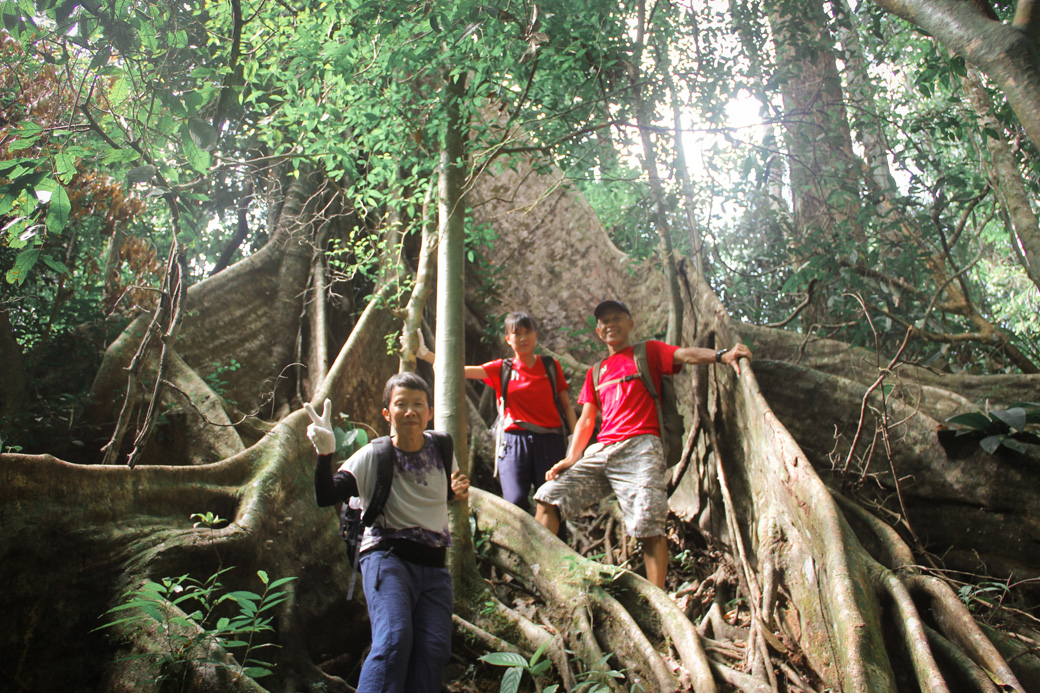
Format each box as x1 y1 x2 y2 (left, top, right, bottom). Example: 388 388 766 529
482 356 568 431
578 340 680 445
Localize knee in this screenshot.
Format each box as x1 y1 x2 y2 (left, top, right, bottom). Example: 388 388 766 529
370 618 412 655
535 500 558 516
534 501 560 526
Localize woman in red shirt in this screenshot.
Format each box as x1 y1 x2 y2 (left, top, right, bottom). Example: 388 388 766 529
417 312 577 513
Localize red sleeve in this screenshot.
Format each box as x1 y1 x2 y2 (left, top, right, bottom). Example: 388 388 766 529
578 366 596 405
648 341 681 384
481 358 504 397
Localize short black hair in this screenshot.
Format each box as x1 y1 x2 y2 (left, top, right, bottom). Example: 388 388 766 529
504 311 537 335
382 371 433 409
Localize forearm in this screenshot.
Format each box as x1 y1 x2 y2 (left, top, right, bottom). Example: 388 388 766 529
675 343 752 372
564 409 596 461
314 455 358 506
418 348 485 379
673 346 723 366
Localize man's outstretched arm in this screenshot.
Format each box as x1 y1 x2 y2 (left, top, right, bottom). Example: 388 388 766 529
673 343 752 374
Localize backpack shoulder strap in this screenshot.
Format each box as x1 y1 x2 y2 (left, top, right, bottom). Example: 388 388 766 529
632 341 666 432
361 436 395 526
499 358 513 412
541 355 557 395
591 358 605 407
541 355 570 433
632 342 660 399
427 430 455 501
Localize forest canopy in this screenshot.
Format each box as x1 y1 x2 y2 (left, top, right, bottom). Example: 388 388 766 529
1 0 1039 692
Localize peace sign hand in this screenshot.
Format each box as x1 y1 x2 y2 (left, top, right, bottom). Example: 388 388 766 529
304 398 336 455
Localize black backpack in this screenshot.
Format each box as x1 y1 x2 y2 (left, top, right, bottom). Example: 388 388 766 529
591 341 685 468
339 431 454 598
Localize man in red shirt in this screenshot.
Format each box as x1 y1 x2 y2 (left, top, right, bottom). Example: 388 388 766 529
533 300 751 589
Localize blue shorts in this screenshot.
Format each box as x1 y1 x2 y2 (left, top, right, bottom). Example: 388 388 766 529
498 429 567 511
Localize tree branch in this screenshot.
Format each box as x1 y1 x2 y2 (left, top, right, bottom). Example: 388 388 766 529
868 0 1040 149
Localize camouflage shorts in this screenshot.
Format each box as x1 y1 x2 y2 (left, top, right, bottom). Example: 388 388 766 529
533 434 667 538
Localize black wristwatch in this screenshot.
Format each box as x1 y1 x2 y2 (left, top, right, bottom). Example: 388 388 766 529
715 348 727 363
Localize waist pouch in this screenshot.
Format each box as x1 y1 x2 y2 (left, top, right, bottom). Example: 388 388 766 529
362 538 447 568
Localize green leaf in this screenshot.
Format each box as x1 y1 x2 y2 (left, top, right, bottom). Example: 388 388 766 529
1008 403 1040 424
530 638 550 666
945 412 992 431
266 576 297 589
109 75 130 105
126 165 157 185
6 248 40 285
257 570 269 585
40 255 71 275
980 435 1004 455
479 652 528 668
54 148 76 182
138 602 165 623
88 44 112 70
1001 438 1029 454
188 117 218 151
990 408 1027 432
226 590 261 604
16 121 43 138
7 138 36 152
0 157 31 175
45 185 72 234
255 596 289 612
182 133 211 173
500 665 522 693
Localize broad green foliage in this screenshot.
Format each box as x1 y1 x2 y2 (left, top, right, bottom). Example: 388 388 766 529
0 0 640 293
946 402 1040 455
97 567 297 686
479 641 633 693
699 1 1040 371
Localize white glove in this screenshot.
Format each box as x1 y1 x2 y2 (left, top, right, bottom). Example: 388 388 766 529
304 398 336 455
414 329 433 363
399 329 433 363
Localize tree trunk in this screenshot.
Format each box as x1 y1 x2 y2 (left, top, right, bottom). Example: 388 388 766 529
0 306 26 419
631 0 683 344
767 0 866 329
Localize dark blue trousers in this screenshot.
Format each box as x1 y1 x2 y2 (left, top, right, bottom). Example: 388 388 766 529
357 548 453 693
